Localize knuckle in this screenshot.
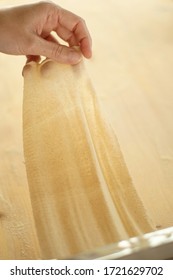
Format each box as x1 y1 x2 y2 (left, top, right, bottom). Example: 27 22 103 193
52 44 63 58
38 0 53 6
79 17 86 26
36 1 55 11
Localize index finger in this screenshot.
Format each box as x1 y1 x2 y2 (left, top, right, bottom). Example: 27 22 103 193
56 7 92 58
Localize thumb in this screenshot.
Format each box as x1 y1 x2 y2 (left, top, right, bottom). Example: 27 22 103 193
33 37 82 64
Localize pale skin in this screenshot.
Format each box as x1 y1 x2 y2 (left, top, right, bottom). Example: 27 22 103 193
0 1 92 64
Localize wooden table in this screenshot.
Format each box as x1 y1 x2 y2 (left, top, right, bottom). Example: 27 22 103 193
0 0 173 259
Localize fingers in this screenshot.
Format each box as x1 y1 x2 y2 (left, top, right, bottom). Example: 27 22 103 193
72 20 92 58
54 25 79 47
23 3 92 63
54 8 92 58
32 36 82 64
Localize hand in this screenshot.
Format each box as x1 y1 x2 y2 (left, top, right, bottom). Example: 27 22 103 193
0 1 92 64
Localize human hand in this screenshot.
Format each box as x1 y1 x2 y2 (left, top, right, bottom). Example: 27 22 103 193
0 1 92 64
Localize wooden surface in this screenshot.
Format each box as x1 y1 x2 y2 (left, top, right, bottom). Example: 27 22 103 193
0 0 173 259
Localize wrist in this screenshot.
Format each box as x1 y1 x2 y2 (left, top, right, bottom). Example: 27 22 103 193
0 9 8 53
0 8 17 55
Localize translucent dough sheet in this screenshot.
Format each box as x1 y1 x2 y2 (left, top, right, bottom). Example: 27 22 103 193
23 59 152 259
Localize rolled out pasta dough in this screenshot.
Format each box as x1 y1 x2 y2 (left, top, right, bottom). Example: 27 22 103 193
23 59 152 259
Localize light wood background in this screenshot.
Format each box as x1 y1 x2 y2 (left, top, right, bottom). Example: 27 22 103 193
0 0 173 259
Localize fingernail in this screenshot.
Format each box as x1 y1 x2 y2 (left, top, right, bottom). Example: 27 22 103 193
69 50 82 64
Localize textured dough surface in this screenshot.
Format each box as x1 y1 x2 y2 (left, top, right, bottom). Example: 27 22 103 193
23 59 152 259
